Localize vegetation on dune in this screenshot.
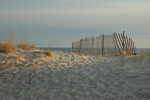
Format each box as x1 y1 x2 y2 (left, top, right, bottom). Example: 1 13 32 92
0 42 16 53
0 29 52 59
17 34 37 49
0 32 16 53
0 30 37 54
44 49 52 57
18 42 36 49
138 50 150 57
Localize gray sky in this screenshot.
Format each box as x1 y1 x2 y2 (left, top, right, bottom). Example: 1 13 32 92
0 0 150 48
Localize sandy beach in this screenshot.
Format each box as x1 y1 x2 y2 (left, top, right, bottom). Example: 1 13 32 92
1 0 150 99
0 48 150 100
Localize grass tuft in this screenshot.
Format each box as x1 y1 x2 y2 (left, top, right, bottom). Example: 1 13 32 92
18 42 36 49
0 41 16 54
0 31 16 54
44 49 52 57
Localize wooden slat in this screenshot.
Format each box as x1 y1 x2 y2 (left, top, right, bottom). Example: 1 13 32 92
124 36 127 52
116 33 123 52
118 33 123 51
122 31 125 51
126 37 129 52
114 33 121 54
128 38 131 52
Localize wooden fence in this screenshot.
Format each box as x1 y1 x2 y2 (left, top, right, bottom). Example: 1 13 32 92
71 31 136 55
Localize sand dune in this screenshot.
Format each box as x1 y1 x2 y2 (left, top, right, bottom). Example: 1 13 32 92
0 49 150 100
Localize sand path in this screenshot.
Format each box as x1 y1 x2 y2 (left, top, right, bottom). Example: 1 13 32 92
0 50 150 100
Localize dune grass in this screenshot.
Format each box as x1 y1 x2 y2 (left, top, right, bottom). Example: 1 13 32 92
0 32 16 54
18 42 36 49
0 30 37 54
44 49 52 57
0 42 16 53
17 35 37 49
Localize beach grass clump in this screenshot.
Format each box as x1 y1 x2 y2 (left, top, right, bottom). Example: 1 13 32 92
44 49 52 57
0 32 16 54
0 42 16 53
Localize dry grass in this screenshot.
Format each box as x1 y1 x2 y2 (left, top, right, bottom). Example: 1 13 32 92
18 42 36 49
123 51 136 55
0 31 17 54
137 50 150 57
0 42 16 53
0 32 16 54
44 49 52 57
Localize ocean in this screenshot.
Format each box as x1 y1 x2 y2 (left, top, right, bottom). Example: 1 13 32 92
39 47 149 52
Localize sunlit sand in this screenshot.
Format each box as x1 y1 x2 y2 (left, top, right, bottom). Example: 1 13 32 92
0 47 150 100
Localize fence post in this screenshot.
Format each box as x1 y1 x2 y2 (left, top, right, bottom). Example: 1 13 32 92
134 46 136 55
126 37 129 52
102 34 104 55
79 39 82 53
131 39 133 53
72 42 73 52
92 37 94 54
132 42 134 53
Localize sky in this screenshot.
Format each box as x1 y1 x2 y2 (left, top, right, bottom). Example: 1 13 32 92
0 0 150 48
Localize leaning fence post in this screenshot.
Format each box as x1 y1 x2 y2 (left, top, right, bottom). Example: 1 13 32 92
126 37 129 52
128 38 131 52
122 30 125 52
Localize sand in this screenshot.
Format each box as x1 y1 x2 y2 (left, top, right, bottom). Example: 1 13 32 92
0 49 150 100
